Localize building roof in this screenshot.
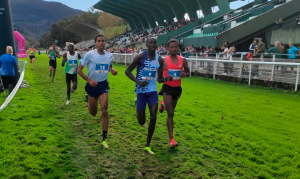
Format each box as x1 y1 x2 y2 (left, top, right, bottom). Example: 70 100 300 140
64 21 104 40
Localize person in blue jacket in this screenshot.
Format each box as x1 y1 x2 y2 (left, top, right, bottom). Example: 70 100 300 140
0 46 17 94
288 42 299 72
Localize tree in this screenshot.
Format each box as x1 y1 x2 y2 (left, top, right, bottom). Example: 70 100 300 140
98 12 128 28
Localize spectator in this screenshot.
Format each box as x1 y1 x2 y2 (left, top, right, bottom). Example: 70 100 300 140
204 46 211 57
296 16 300 26
254 40 266 57
288 42 299 71
249 40 257 54
221 41 229 50
222 45 230 75
0 46 17 94
268 41 287 73
276 18 284 28
188 45 195 54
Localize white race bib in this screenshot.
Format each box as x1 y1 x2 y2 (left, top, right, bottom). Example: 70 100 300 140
168 69 181 80
142 69 156 81
95 63 109 74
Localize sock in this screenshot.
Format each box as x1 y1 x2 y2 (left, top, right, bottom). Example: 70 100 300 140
103 131 107 141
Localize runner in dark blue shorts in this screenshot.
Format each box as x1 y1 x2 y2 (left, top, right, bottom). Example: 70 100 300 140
125 37 172 155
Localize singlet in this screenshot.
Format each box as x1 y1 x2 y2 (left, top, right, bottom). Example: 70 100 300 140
65 51 79 74
49 50 57 60
163 55 183 87
135 51 160 93
29 48 35 56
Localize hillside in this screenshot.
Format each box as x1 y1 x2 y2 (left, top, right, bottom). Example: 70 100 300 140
11 0 82 41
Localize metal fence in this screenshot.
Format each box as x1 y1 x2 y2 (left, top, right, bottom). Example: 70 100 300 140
111 53 300 91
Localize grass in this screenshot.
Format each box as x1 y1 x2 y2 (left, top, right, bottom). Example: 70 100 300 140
0 53 299 178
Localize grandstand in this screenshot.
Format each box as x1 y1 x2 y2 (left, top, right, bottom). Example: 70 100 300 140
64 21 104 49
94 0 299 52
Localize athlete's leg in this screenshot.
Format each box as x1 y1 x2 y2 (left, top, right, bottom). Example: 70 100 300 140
146 104 158 147
136 93 147 125
31 58 35 70
52 68 56 80
71 74 78 92
99 93 109 144
66 74 72 100
49 66 53 77
87 96 98 117
163 93 178 140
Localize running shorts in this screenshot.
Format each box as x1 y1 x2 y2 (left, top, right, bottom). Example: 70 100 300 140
49 60 57 69
85 80 110 99
29 55 35 60
158 84 182 100
136 91 158 111
66 73 77 84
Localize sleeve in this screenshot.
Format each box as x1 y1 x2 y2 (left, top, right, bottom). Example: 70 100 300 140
268 48 274 53
293 46 299 52
80 52 91 67
249 44 252 50
109 54 113 66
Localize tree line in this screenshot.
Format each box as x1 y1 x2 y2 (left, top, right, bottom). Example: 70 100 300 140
39 9 130 48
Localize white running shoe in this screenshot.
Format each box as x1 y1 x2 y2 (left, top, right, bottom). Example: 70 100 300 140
66 100 70 105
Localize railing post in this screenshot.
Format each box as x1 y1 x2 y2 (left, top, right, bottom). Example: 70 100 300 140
190 60 192 77
295 66 299 91
248 64 252 86
271 55 275 81
116 54 118 64
196 53 198 59
213 62 216 79
125 53 127 66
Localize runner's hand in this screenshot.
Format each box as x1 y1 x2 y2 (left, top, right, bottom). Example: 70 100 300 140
88 79 98 87
138 80 148 87
180 72 186 78
111 69 118 76
166 75 173 81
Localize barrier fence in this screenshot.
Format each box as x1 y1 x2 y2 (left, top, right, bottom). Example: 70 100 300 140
111 53 300 91
0 60 28 112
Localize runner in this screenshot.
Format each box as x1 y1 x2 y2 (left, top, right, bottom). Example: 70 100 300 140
27 45 36 70
48 43 60 82
125 37 172 155
77 34 117 149
62 43 81 105
158 39 190 148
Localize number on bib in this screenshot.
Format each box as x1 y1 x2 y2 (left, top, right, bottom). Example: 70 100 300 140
95 64 109 73
142 69 156 80
68 60 77 66
168 69 181 80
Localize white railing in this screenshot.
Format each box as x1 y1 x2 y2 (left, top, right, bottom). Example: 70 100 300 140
0 60 28 112
111 53 300 91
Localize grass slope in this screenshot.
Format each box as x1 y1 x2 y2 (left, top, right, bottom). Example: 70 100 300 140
0 54 299 178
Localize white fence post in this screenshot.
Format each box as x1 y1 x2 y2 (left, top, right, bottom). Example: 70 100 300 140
125 53 127 66
271 55 275 81
213 62 216 79
295 66 299 91
248 64 252 86
190 60 192 77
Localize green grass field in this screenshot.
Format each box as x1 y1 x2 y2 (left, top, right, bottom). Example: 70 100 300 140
0 53 299 179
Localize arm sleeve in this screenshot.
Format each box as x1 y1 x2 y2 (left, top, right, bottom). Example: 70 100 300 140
79 52 91 67
268 48 274 53
249 44 252 50
109 55 113 66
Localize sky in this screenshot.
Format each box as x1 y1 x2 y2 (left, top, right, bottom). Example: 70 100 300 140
44 0 257 12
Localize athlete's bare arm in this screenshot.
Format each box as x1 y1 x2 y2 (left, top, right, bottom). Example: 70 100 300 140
125 52 148 87
109 64 117 76
157 56 172 83
181 57 190 78
77 64 97 87
61 53 68 67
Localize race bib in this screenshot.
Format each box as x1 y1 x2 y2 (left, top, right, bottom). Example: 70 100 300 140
68 60 77 66
168 69 181 80
31 53 34 56
142 69 156 81
95 63 109 74
50 56 56 60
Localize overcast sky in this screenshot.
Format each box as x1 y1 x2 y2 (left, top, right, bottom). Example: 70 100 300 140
44 0 257 12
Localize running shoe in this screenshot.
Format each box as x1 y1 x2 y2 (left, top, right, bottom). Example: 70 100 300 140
84 93 88 102
66 100 70 105
170 138 179 148
131 96 137 107
159 101 165 113
102 141 109 149
145 147 154 155
52 79 55 82
49 73 52 77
